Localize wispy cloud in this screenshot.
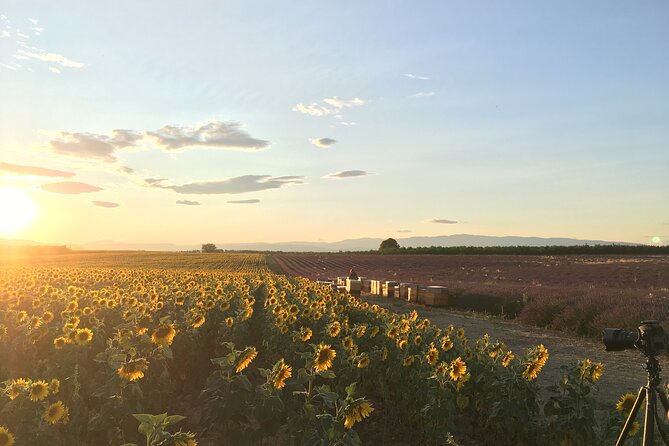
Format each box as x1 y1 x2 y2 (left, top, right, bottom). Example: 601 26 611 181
46 120 269 164
404 73 430 80
293 96 366 120
144 178 168 186
176 200 201 206
39 181 102 194
93 201 119 208
147 120 269 152
429 218 458 224
228 199 260 204
324 170 371 179
48 130 141 162
0 161 74 178
397 229 413 233
292 103 332 117
409 91 435 98
118 166 134 175
155 175 304 195
48 66 60 74
309 137 337 148
15 49 83 68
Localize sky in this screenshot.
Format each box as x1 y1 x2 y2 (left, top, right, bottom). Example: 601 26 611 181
1 1 668 246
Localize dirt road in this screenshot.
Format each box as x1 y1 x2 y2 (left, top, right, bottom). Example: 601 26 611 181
365 296 669 407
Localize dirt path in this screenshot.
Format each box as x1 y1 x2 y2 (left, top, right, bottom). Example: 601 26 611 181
365 296 669 407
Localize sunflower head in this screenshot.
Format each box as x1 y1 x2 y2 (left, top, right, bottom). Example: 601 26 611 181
29 380 49 401
616 393 637 413
74 328 94 346
0 426 15 446
314 344 336 372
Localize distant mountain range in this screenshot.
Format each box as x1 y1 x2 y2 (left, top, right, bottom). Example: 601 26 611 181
2 235 639 252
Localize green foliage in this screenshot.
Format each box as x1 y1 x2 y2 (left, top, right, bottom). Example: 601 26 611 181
201 243 218 253
379 238 400 252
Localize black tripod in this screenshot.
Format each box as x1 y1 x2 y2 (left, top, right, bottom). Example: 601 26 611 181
616 355 669 445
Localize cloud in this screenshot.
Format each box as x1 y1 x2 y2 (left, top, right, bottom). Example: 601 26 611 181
144 178 168 186
118 166 134 174
404 73 430 80
161 175 304 195
397 229 413 233
176 200 200 206
15 49 83 68
48 67 60 74
48 129 142 162
324 170 371 179
293 96 366 118
39 181 102 194
309 137 337 148
429 218 458 224
292 103 332 117
409 91 435 98
147 120 269 152
322 96 365 109
228 199 260 204
0 161 74 178
93 201 119 208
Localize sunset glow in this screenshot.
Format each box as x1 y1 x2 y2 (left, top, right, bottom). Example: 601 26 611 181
0 187 38 235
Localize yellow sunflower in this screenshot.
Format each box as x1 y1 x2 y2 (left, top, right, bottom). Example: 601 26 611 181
426 345 439 365
235 347 258 373
29 380 49 401
522 360 541 381
118 358 150 382
502 351 514 368
191 314 206 329
403 355 416 367
343 401 374 429
300 327 313 342
616 393 637 413
151 324 177 346
49 378 60 394
449 357 467 381
314 344 336 372
327 321 341 337
271 359 292 389
43 401 67 424
225 317 234 328
441 336 453 352
0 426 15 446
74 328 94 346
357 354 370 369
590 362 604 382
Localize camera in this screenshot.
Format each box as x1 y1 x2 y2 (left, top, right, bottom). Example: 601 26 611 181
603 320 668 356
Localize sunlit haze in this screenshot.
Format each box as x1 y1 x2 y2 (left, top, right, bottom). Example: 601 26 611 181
1 1 667 247
0 186 38 235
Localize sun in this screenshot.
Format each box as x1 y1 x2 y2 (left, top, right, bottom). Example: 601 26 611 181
0 187 38 235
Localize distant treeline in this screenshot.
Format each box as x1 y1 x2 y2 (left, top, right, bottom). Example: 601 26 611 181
369 244 669 255
0 245 72 256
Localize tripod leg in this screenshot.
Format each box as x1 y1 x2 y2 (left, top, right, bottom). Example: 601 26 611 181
657 386 669 418
653 405 669 446
617 387 646 446
644 386 655 446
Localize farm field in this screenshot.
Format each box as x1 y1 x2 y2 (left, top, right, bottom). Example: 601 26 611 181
0 251 641 445
273 253 669 337
272 253 669 298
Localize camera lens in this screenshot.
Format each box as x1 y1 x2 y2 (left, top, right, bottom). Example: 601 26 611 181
602 328 638 351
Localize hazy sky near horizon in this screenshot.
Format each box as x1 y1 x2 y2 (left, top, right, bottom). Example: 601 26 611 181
1 1 668 245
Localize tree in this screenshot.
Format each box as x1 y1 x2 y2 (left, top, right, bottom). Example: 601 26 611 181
201 243 218 253
379 238 400 252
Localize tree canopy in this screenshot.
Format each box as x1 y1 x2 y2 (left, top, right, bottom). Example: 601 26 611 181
379 238 400 252
201 243 218 253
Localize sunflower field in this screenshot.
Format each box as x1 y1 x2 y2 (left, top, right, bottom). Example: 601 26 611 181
0 252 660 445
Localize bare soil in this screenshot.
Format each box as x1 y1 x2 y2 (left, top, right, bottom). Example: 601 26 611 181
365 295 669 407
